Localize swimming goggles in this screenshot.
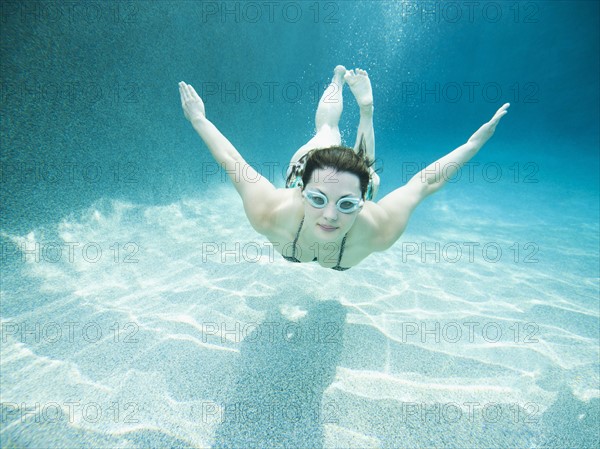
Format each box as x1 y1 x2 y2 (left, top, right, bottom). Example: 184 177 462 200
302 190 364 214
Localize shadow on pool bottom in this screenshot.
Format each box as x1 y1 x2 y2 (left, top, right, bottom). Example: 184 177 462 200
211 300 346 449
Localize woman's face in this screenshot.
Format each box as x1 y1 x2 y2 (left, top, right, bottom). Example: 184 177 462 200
302 167 363 240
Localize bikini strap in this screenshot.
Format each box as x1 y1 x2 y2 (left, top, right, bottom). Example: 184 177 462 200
335 234 347 268
291 217 304 259
294 216 347 267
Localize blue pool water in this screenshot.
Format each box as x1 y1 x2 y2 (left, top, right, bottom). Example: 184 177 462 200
1 1 598 448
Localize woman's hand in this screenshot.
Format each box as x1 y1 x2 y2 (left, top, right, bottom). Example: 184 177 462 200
486 102 510 134
468 102 510 146
179 81 206 122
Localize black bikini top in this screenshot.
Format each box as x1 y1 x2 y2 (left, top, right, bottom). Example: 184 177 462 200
282 217 350 271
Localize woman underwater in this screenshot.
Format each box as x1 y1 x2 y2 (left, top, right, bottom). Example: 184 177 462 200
179 66 509 270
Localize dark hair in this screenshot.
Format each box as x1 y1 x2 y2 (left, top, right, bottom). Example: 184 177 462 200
301 139 374 199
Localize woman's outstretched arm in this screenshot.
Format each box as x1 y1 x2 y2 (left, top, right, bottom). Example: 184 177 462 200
367 103 510 250
179 81 279 232
408 102 510 196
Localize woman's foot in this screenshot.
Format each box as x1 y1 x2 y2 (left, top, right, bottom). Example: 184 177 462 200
314 65 346 130
344 68 373 113
333 64 347 85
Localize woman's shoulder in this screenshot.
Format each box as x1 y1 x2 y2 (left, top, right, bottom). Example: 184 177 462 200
347 201 393 252
254 187 303 239
353 201 382 230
